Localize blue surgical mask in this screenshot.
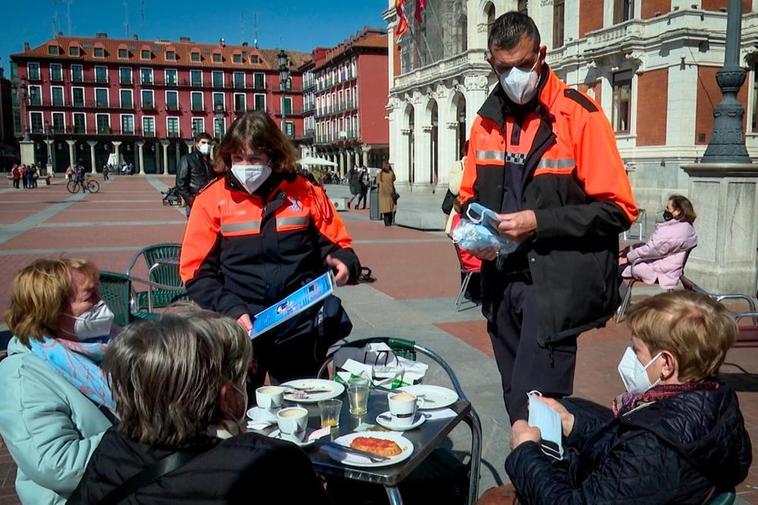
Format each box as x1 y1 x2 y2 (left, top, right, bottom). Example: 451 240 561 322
617 346 663 395
527 392 564 460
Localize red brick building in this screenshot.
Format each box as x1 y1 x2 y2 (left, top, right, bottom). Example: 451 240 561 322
300 28 389 175
10 34 308 174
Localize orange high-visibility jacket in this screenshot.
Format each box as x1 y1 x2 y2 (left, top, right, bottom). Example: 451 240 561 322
180 173 360 320
459 69 638 342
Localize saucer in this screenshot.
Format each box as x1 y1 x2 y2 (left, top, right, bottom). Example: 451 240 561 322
268 429 316 448
376 411 426 431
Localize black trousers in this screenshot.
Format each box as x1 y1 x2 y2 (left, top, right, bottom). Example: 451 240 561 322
487 280 577 423
382 212 395 226
356 189 368 209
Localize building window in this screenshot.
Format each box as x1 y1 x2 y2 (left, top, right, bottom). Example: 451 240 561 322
118 48 128 59
51 112 65 133
141 90 155 109
233 54 242 63
120 67 132 85
212 92 225 111
73 112 86 133
165 68 178 85
214 117 225 137
141 49 151 59
71 64 83 82
613 0 634 23
234 93 246 112
254 72 265 90
142 116 155 136
212 71 224 88
190 69 202 86
28 62 40 80
94 47 105 58
30 112 44 133
212 52 222 63
166 90 179 111
612 70 632 133
51 86 64 106
95 88 109 108
191 91 204 111
50 64 63 82
120 89 133 109
121 114 135 134
192 118 205 136
72 87 84 107
281 96 292 115
141 68 153 85
167 117 180 137
233 71 245 88
95 66 108 83
191 51 201 62
49 45 60 55
166 50 176 61
96 114 110 134
69 46 81 57
284 121 295 138
251 55 260 63
553 0 565 48
254 93 266 112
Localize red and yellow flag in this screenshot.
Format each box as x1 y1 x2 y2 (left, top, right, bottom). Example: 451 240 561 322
414 0 428 23
395 0 409 37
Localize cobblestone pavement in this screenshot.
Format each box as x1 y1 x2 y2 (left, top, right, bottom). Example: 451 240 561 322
1 176 758 504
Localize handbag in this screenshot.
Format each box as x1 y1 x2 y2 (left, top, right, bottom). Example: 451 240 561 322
392 191 400 203
441 189 456 215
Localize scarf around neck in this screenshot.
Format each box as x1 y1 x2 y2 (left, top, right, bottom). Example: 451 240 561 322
612 380 720 417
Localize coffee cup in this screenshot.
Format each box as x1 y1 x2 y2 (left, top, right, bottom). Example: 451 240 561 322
388 392 418 428
256 386 285 411
276 407 309 441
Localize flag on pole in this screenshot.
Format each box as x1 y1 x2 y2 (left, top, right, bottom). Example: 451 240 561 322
414 0 428 23
395 0 409 37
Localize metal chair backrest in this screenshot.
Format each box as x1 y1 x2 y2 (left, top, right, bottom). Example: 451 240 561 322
127 243 182 287
99 270 134 327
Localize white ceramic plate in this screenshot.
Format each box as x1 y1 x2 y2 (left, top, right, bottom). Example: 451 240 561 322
327 431 414 468
399 385 458 410
281 379 345 403
268 429 317 448
376 411 426 431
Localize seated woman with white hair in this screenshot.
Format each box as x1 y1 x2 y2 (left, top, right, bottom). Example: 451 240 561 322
68 310 332 504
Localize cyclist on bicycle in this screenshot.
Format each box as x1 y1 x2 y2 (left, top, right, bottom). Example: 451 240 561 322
74 161 87 193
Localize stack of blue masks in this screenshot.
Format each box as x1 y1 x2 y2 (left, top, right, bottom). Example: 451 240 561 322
452 202 518 256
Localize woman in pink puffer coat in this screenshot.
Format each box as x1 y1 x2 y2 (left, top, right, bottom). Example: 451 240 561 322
619 195 697 288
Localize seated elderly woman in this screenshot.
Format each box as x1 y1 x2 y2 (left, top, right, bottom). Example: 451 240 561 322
619 194 698 288
0 258 116 504
68 310 332 504
477 290 752 505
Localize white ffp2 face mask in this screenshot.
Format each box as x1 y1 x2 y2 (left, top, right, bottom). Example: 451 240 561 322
617 346 663 395
198 143 210 155
231 164 272 194
65 300 115 340
498 55 541 105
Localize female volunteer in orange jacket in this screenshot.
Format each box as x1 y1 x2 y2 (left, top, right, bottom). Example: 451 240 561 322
180 112 361 391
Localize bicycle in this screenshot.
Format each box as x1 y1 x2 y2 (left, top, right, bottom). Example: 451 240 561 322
66 176 100 194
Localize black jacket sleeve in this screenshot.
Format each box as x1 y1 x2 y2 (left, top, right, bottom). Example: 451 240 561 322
175 155 194 206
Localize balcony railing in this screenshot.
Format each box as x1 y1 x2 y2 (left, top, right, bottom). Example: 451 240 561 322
142 103 156 110
191 104 204 112
167 131 181 138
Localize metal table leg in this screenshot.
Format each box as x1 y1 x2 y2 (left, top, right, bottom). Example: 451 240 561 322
463 410 482 505
385 485 403 505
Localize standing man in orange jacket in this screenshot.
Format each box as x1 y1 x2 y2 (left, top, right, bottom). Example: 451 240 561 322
459 12 638 424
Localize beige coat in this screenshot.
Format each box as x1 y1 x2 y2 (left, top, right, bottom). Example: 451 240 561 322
377 169 397 214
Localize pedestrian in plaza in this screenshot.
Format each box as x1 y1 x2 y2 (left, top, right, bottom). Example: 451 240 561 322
347 166 361 209
20 164 28 189
30 165 39 188
377 162 397 226
176 132 214 217
356 166 369 210
11 163 20 189
68 310 331 505
74 161 87 192
65 164 74 181
477 290 752 505
458 12 638 423
0 258 116 505
102 164 109 180
179 112 360 399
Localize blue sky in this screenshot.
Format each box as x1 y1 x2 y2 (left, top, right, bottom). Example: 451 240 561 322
0 0 388 71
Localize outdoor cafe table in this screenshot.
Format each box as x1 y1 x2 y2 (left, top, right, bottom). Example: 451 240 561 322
288 388 472 505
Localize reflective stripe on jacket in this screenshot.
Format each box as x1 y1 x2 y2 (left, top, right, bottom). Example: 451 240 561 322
180 173 360 319
459 69 638 342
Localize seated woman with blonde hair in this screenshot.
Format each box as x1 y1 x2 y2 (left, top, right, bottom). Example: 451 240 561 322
0 258 116 504
477 290 751 505
68 310 331 504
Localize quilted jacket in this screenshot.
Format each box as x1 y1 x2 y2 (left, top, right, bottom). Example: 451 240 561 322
505 383 752 504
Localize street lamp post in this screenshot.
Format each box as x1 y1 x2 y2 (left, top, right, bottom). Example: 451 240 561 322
278 49 290 137
214 103 225 155
18 78 29 141
44 121 54 175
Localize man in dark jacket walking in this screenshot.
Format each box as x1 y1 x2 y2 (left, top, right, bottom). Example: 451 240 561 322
459 12 638 423
176 132 213 217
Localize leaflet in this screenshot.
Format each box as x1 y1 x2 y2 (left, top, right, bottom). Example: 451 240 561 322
250 272 335 339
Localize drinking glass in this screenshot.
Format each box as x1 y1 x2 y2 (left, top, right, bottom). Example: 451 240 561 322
319 399 342 429
347 376 370 415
